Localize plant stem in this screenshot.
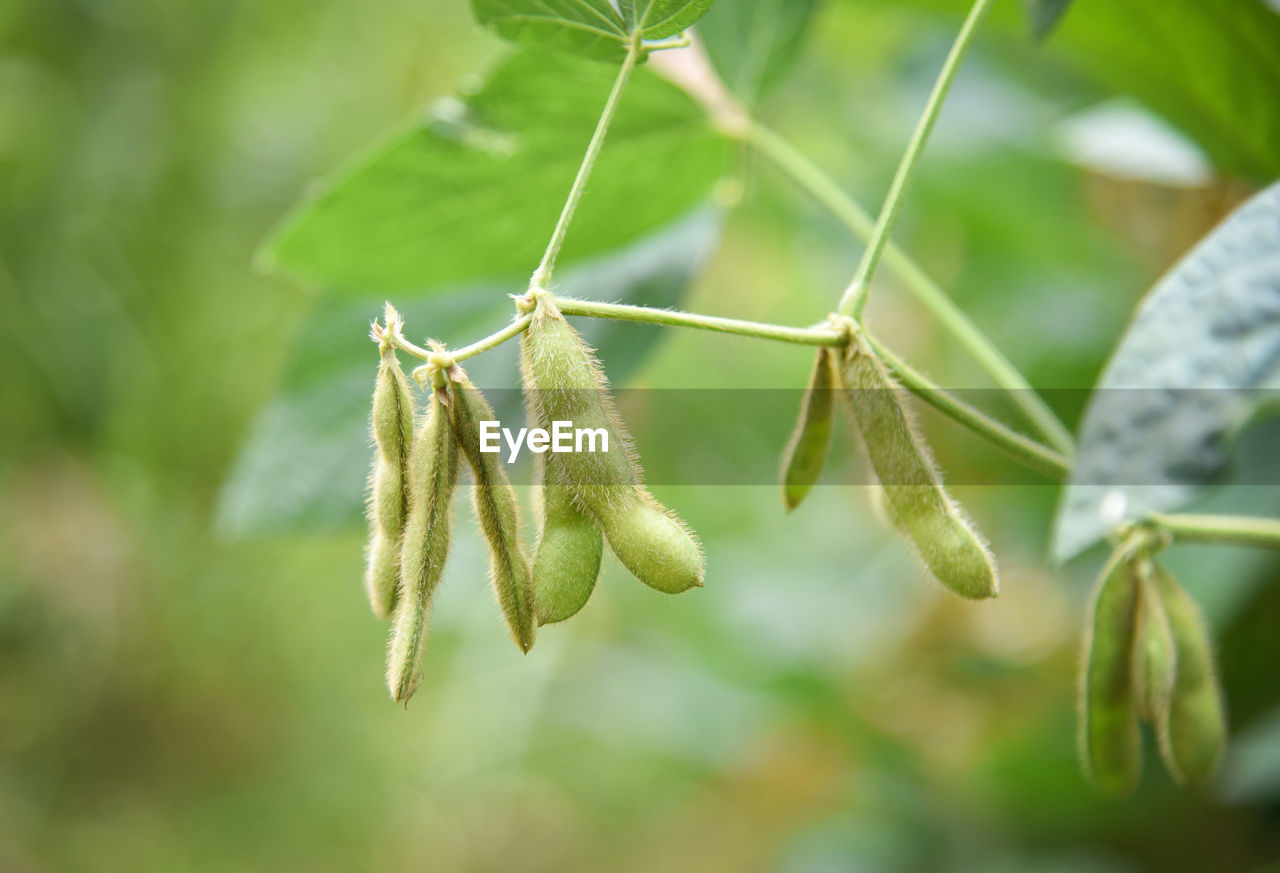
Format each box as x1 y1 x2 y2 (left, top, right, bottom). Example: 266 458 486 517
1152 513 1280 551
867 335 1070 480
739 120 1076 458
529 36 642 291
387 298 1066 480
841 0 994 319
452 313 534 362
554 297 846 346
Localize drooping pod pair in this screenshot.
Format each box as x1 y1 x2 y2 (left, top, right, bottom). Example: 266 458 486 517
519 292 703 625
1078 533 1226 795
780 322 999 600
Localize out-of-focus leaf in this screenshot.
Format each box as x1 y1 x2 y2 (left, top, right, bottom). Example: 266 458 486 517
261 51 726 294
1024 0 1072 42
697 0 821 106
1052 0 1280 181
880 0 1280 181
1052 181 1280 563
470 0 715 60
219 209 722 537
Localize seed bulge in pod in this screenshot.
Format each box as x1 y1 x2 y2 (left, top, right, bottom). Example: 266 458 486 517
386 385 458 704
448 368 536 653
838 337 998 600
1078 537 1143 796
519 294 703 593
532 457 603 625
1152 562 1226 787
780 347 837 511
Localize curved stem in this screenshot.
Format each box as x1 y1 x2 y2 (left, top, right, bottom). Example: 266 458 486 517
739 120 1076 458
554 297 846 346
452 313 534 362
384 298 1066 480
530 36 642 291
867 335 1070 480
1152 513 1280 551
841 0 994 319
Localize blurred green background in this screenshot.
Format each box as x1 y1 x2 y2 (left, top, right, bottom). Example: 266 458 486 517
3 0 1280 871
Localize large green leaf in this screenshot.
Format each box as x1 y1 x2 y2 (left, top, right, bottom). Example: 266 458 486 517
1052 0 1280 182
219 209 722 536
873 0 1280 181
697 0 822 106
1052 182 1280 563
260 51 726 294
470 0 715 59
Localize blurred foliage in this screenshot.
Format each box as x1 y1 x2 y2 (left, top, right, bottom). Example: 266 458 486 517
3 1 1280 872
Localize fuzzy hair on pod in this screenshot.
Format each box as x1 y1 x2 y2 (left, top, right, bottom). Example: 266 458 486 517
364 340 417 619
531 457 604 625
1132 558 1176 725
386 386 458 703
1078 539 1143 796
837 337 998 600
780 347 837 511
519 294 703 594
448 368 537 653
1151 562 1226 786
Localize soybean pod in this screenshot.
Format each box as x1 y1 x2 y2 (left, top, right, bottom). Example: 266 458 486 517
448 367 537 653
532 456 604 625
1078 537 1144 796
386 384 458 703
780 347 837 511
838 336 998 600
364 327 417 619
1152 562 1226 787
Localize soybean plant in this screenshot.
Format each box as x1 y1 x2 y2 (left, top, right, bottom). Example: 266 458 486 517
262 0 1280 794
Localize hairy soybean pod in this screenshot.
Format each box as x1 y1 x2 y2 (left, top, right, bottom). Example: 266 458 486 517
1132 558 1176 725
781 347 837 511
532 461 604 625
1152 563 1226 787
448 370 537 653
839 339 998 600
520 295 703 594
386 386 458 704
364 341 417 619
1078 540 1143 796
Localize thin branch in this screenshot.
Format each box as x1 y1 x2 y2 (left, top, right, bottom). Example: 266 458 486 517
554 296 846 346
530 35 643 290
841 0 995 318
1152 513 1280 551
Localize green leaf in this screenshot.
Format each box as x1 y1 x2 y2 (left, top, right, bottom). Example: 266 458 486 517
470 0 629 60
1051 0 1280 182
621 0 717 39
884 0 1280 181
697 0 821 106
261 51 726 294
1023 0 1072 42
1052 181 1280 563
219 209 722 537
471 0 715 59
